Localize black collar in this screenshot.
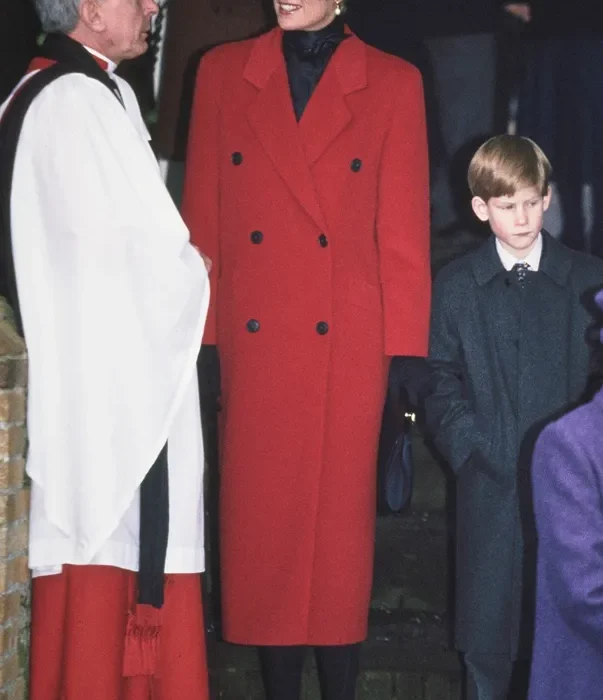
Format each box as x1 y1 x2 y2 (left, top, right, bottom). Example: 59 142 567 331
282 15 348 60
40 33 122 103
471 230 572 287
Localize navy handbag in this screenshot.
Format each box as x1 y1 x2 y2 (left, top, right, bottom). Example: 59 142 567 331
376 387 415 516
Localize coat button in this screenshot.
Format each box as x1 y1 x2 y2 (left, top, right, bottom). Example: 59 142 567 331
231 151 243 166
250 230 264 244
316 321 329 335
246 319 260 333
351 158 362 172
318 234 328 248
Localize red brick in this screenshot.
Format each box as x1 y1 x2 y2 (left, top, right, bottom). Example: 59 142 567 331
0 393 24 424
7 522 28 558
7 557 28 588
0 492 29 524
0 359 27 392
10 491 29 521
0 624 18 657
9 677 26 700
0 359 26 392
0 428 26 461
7 461 24 490
13 361 26 390
0 461 24 492
0 592 21 624
0 324 25 362
0 653 19 688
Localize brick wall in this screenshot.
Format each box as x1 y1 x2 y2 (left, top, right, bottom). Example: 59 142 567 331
0 300 29 700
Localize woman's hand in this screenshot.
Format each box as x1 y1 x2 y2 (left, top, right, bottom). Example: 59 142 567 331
192 244 213 273
201 253 213 274
504 3 531 22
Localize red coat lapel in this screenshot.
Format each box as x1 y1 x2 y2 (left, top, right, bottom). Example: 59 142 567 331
299 33 367 166
243 29 368 230
244 29 327 232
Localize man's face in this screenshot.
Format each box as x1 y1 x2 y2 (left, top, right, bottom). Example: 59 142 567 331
472 185 551 259
97 0 158 62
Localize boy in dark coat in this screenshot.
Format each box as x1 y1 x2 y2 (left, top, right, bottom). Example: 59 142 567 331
425 134 603 700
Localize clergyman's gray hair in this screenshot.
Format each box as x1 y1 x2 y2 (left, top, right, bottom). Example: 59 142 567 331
34 0 83 33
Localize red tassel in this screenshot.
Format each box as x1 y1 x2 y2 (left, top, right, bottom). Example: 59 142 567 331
122 603 163 677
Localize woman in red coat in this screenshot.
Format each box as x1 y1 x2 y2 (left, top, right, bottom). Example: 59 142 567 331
182 1 430 697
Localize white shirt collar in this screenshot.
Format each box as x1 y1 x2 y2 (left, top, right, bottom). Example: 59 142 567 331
496 232 543 272
84 46 117 74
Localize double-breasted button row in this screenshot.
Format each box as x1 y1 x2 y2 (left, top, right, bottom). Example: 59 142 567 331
232 151 361 173
246 319 329 335
249 230 328 247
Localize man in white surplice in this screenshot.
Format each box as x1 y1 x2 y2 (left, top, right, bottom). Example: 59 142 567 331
0 0 211 697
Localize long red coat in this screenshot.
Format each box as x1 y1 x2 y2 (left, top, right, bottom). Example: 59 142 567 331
182 27 430 646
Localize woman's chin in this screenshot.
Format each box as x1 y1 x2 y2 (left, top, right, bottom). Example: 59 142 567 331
277 16 304 30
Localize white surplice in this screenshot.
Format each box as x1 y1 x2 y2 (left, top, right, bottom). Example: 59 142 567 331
4 67 209 577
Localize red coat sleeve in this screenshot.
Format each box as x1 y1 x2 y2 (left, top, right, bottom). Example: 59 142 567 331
181 50 223 345
377 66 431 357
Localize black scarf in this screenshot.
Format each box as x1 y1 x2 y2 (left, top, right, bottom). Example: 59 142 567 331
0 33 169 609
41 32 125 105
282 16 348 121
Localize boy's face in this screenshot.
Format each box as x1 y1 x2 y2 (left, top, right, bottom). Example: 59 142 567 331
472 185 551 259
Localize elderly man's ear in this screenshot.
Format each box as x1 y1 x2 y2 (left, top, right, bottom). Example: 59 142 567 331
79 0 106 33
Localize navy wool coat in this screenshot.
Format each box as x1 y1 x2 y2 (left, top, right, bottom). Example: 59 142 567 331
425 232 603 657
528 388 603 700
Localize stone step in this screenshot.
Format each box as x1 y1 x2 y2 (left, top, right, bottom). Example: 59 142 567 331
207 511 462 699
208 613 458 675
210 667 461 700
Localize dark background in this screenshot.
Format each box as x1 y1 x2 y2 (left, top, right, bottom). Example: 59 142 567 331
0 0 41 102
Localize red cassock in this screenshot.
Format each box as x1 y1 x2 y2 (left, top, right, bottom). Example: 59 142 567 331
182 27 430 646
29 568 208 700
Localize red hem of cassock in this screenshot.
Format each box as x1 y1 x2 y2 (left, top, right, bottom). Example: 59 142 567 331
29 565 209 700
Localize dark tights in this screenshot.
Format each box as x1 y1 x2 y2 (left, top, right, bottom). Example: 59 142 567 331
258 643 361 700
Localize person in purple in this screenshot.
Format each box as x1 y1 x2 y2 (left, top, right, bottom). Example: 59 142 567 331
529 288 603 700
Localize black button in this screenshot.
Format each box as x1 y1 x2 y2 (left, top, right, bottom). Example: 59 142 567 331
246 319 260 333
250 230 264 244
231 151 243 166
351 158 362 172
318 234 328 248
316 321 329 335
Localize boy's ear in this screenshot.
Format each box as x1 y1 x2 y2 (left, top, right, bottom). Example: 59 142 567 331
542 185 552 211
471 196 490 222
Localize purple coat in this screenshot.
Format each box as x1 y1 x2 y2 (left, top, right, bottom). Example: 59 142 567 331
529 388 603 700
